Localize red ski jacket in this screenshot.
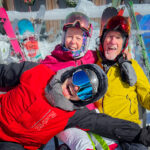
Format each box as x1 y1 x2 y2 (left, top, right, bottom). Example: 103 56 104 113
0 64 76 149
0 62 142 150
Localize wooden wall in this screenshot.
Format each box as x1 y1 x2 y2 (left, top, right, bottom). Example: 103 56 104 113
93 0 106 5
3 0 14 10
45 0 61 42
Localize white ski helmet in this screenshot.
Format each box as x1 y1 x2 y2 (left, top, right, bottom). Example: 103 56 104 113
62 12 93 59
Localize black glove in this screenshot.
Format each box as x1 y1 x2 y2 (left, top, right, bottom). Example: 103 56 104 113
138 126 150 146
118 56 137 86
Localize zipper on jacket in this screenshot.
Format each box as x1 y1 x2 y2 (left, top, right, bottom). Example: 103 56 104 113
75 59 83 67
126 95 135 115
74 60 77 67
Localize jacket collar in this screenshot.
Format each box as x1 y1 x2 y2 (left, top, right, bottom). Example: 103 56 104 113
51 44 97 63
51 45 76 61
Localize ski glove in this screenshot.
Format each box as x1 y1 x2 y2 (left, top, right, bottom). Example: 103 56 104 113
138 126 150 146
118 56 137 86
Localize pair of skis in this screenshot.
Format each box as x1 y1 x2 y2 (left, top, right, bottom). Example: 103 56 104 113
100 0 124 35
125 0 150 79
99 0 124 36
0 7 25 61
0 5 45 62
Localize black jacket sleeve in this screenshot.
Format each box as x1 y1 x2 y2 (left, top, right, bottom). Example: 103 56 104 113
66 108 141 143
0 61 38 87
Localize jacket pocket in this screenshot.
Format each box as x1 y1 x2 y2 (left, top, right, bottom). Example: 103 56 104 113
17 99 56 130
126 95 136 115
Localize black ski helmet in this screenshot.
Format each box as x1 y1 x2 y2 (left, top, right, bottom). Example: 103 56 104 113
100 16 130 53
61 64 108 106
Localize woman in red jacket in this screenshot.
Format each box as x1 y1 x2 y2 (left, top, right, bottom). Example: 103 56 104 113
0 62 149 150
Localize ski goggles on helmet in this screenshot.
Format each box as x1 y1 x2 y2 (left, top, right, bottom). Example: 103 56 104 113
63 13 92 37
72 70 93 101
106 16 130 36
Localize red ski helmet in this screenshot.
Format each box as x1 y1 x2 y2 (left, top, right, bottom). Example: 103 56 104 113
63 12 93 37
100 16 130 53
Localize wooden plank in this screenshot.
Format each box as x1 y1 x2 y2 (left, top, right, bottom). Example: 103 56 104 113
92 0 106 6
45 0 60 41
4 0 14 10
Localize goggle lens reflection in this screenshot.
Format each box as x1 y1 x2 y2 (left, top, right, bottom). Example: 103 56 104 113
72 70 93 101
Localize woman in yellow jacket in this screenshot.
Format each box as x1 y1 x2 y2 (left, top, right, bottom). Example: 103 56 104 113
95 16 150 150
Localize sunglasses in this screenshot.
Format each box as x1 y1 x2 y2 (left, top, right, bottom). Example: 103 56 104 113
72 70 93 101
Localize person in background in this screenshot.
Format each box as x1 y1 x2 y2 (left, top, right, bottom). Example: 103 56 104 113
1 62 149 150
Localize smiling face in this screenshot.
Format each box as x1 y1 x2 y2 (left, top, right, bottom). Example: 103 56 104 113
62 77 80 101
103 31 124 60
65 27 83 51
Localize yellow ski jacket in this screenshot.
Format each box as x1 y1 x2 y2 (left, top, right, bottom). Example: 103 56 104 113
95 58 150 125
